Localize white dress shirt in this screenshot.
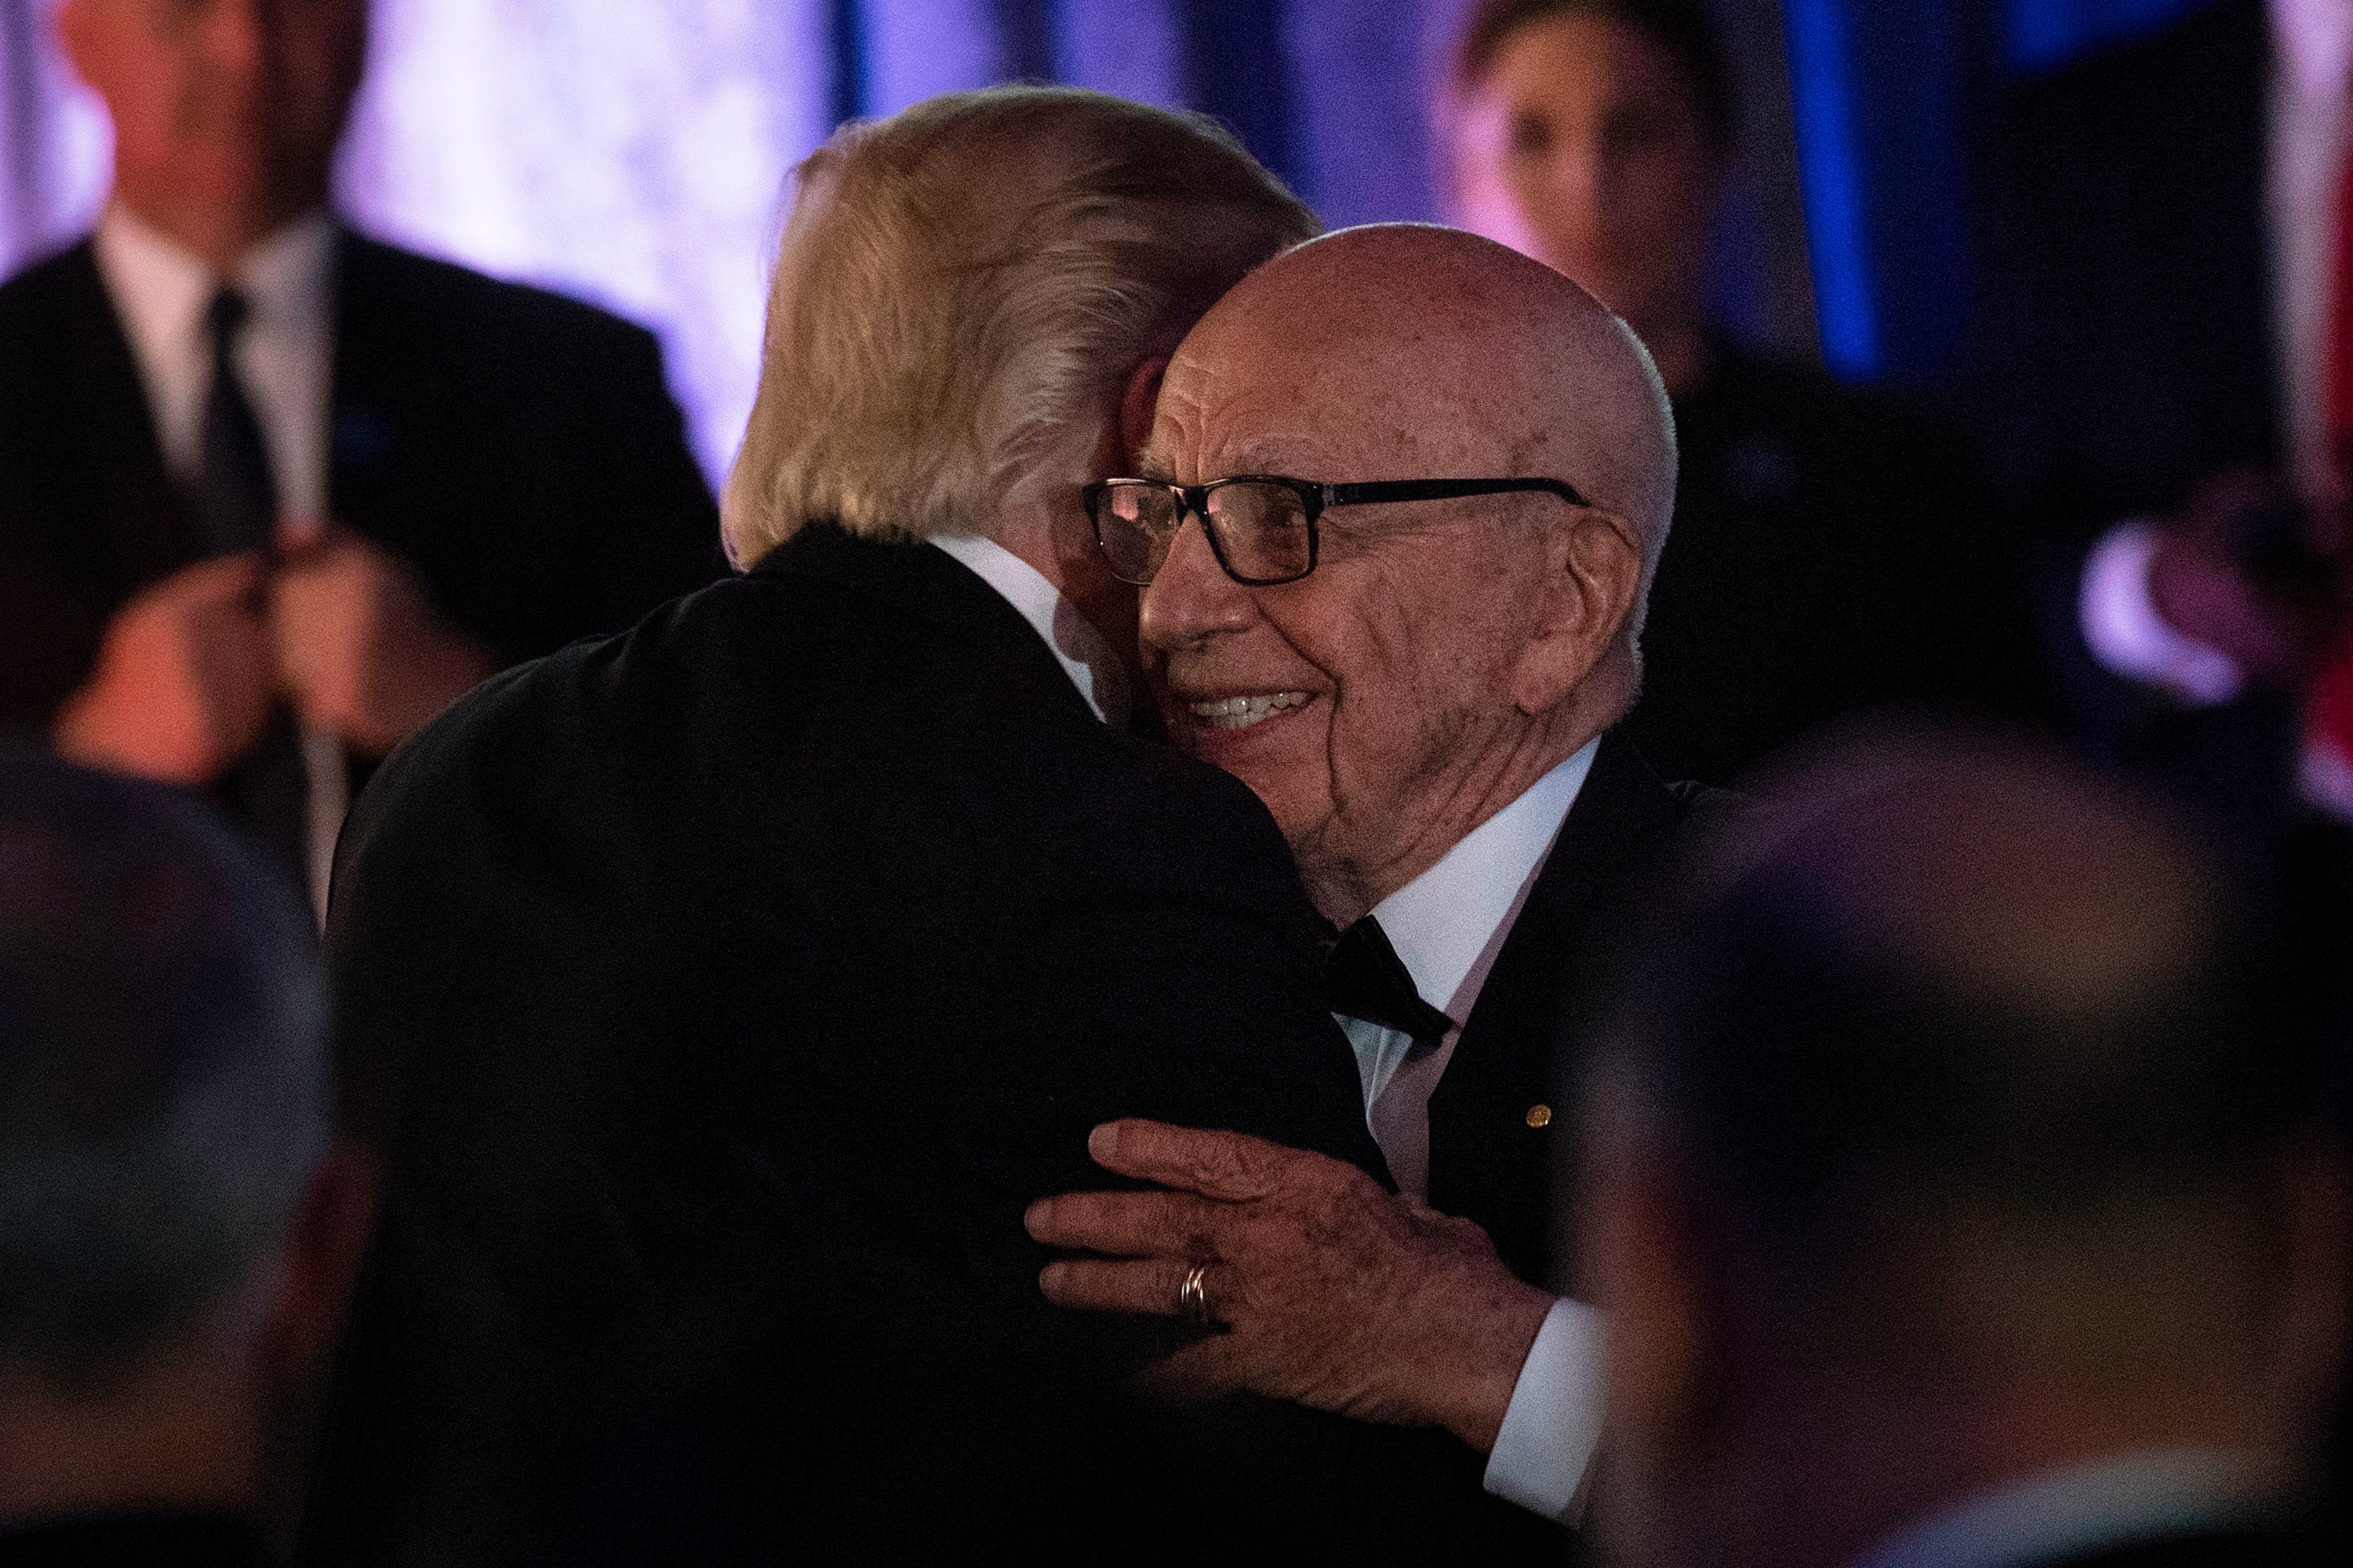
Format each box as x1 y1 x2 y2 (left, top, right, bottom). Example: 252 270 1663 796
92 202 348 915
1848 1449 2281 1568
2082 0 2353 814
929 537 1602 1523
1328 740 1606 1524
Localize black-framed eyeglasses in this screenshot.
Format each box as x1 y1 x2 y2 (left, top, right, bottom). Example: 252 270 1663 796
1083 474 1588 588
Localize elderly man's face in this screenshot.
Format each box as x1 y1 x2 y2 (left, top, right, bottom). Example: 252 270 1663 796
1137 357 1566 900
61 0 367 238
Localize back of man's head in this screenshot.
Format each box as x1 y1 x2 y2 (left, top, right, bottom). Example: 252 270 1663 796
0 740 330 1514
722 86 1321 567
1590 734 2347 1568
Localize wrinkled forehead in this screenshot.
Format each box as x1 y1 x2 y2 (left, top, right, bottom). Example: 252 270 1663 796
1145 312 1541 485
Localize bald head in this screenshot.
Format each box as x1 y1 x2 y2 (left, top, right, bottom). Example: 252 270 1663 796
1157 224 1677 630
1132 222 1677 920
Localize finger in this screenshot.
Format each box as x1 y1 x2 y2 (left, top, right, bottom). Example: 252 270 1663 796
175 550 270 607
1395 1191 1445 1223
275 514 329 554
1024 1189 1225 1256
269 534 354 587
1132 1337 1248 1401
1037 1255 1201 1318
1086 1120 1294 1201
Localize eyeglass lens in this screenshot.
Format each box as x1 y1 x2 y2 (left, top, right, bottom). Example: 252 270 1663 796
1095 482 1314 586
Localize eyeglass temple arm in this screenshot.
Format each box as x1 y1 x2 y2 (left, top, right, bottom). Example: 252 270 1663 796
1320 477 1587 509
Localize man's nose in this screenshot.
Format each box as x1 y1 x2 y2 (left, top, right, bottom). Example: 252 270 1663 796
1139 514 1254 654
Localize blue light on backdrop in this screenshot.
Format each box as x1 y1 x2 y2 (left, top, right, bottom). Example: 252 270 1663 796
1778 0 2216 388
1780 0 1881 379
2004 0 2207 73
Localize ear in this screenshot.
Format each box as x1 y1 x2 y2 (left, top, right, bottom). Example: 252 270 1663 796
1511 503 1643 715
1118 356 1169 469
260 1142 380 1382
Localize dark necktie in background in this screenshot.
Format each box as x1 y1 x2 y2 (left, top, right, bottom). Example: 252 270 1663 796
201 287 312 895
1325 915 1457 1196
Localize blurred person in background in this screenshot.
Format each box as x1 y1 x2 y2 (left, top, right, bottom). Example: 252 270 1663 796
0 738 372 1566
1438 0 2046 787
0 0 721 915
1586 735 2348 1568
1974 0 2351 1042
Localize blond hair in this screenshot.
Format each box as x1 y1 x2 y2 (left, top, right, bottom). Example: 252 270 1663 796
722 87 1321 567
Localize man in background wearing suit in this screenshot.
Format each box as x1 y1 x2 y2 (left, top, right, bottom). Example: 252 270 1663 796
0 738 374 1567
1584 736 2347 1568
1028 224 1729 1529
1975 0 2350 1020
1975 0 2353 1514
307 90 1515 1565
0 0 719 911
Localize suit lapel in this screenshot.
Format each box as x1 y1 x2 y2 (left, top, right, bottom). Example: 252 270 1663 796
53 243 195 590
1426 732 1684 1285
326 231 407 543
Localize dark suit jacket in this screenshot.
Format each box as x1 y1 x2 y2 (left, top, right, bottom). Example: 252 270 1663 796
1429 731 1736 1288
1972 0 2311 814
0 1514 264 1567
0 226 724 747
1975 0 2277 547
301 525 1513 1565
1974 15 2353 1438
1626 341 2049 788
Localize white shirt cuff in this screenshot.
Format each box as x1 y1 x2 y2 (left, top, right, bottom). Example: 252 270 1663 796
1481 1297 1606 1523
2079 519 2244 706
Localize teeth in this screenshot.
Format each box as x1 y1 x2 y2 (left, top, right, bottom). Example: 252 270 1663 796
1187 691 1311 731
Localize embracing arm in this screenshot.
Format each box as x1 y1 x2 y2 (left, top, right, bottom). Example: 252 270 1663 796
1028 1120 1551 1449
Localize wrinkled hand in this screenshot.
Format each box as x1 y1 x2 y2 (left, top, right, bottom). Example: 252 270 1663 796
270 523 494 754
1026 1119 1554 1454
2148 471 2351 688
53 552 276 784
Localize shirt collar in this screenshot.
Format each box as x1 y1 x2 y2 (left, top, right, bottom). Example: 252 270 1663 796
1850 1449 2282 1568
1367 736 1601 1025
929 534 1133 727
2272 0 2353 97
95 202 338 369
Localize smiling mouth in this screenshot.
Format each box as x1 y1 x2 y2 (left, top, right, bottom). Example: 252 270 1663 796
1186 691 1314 732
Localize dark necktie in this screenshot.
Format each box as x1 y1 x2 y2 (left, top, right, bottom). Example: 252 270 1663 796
1326 915 1457 1197
199 289 277 554
200 287 311 894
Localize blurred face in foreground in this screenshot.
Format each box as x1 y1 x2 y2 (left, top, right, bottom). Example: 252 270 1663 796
59 0 368 263
1445 10 1723 367
1134 225 1653 922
